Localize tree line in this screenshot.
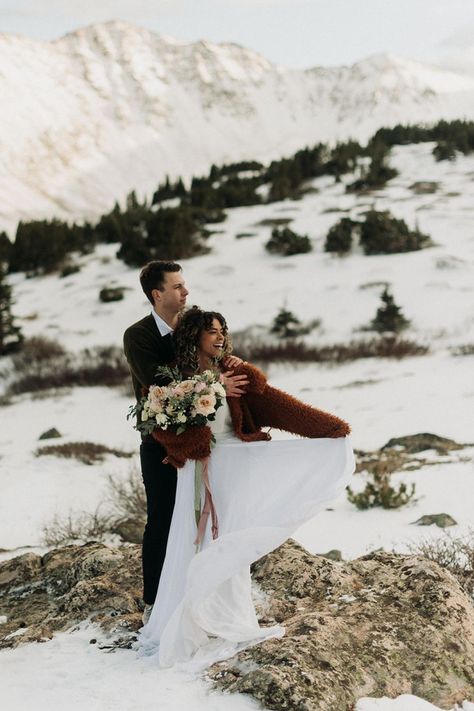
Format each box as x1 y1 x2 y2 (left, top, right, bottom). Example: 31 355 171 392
1 118 473 278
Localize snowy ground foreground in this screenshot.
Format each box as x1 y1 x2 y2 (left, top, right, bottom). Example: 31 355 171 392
1 626 473 711
1 142 473 709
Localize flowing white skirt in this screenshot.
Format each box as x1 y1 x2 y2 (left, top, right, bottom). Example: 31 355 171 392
138 435 355 671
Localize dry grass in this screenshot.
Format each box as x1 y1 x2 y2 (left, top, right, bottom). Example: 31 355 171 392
42 508 117 547
451 344 474 357
41 465 146 546
406 529 474 598
233 335 429 364
35 441 133 465
8 339 130 395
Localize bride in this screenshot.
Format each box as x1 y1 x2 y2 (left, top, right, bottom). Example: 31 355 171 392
138 307 355 670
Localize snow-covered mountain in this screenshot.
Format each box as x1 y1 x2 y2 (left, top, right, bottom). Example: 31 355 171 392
2 20 474 232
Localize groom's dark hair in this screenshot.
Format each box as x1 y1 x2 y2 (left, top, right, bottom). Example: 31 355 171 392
140 261 182 304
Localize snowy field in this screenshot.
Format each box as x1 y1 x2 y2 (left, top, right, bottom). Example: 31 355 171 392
1 142 473 709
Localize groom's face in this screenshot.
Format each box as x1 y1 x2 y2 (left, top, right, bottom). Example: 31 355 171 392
152 271 189 314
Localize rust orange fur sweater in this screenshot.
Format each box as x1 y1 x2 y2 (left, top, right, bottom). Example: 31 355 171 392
152 362 351 468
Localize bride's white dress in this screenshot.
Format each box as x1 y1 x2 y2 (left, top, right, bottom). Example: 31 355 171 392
138 400 355 670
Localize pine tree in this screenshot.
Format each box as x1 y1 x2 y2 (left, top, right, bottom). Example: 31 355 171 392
271 307 302 338
0 263 23 355
370 287 410 333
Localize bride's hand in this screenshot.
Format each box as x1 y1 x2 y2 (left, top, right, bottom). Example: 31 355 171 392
222 371 249 397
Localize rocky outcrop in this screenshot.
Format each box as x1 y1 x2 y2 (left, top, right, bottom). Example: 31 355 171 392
210 541 474 710
0 543 143 649
1 540 473 709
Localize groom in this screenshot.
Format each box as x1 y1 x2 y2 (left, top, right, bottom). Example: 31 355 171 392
123 260 247 624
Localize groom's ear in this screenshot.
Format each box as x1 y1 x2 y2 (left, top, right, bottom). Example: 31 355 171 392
151 288 161 305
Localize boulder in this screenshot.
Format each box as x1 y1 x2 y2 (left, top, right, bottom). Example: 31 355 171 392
0 543 143 649
211 540 474 710
1 539 473 709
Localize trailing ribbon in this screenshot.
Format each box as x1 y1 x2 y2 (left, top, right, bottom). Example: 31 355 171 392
194 455 219 548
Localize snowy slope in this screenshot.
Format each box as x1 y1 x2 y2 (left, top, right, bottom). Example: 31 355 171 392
1 141 474 711
2 21 474 232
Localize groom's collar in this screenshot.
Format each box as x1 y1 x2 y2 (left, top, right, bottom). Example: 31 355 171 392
151 309 174 337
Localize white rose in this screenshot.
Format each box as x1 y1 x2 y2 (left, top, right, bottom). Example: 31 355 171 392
194 393 216 417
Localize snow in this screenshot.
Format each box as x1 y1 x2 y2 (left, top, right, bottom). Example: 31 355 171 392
2 21 474 233
1 141 473 708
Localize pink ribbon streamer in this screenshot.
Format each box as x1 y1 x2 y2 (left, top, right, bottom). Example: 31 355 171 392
194 456 219 546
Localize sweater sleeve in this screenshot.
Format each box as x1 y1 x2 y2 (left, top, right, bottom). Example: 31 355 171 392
228 361 268 394
245 384 351 439
151 425 213 469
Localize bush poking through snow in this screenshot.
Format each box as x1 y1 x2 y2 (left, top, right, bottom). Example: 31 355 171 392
324 217 357 255
369 287 411 334
347 470 417 510
451 343 474 357
270 307 320 339
359 209 431 255
265 227 312 256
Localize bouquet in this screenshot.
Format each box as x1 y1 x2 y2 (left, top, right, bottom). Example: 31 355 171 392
127 366 226 438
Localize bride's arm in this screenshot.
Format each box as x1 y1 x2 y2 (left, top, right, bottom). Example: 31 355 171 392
246 383 351 438
151 425 213 468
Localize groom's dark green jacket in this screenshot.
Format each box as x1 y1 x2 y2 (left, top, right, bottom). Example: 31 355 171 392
123 314 175 436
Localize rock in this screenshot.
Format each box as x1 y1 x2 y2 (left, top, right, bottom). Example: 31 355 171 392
381 433 465 455
209 540 474 710
99 287 125 303
38 427 62 440
1 540 474 709
320 549 342 561
111 518 146 544
0 542 143 650
412 514 458 528
409 181 439 194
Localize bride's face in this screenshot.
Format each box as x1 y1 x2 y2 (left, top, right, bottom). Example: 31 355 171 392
199 318 226 360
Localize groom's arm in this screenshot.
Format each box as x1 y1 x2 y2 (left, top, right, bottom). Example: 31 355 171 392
123 327 170 388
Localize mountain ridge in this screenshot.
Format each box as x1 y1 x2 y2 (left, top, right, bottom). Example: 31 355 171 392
2 20 474 233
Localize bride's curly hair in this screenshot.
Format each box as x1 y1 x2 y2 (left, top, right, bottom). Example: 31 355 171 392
174 306 233 373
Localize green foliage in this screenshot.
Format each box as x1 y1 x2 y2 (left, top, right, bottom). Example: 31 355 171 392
347 142 398 192
265 144 328 201
324 217 357 254
105 192 210 267
359 209 430 255
152 176 187 204
433 142 456 162
265 227 312 256
0 263 23 355
209 160 264 180
9 219 95 275
347 471 416 509
271 308 302 338
370 287 410 334
325 141 364 180
370 119 474 158
0 232 12 264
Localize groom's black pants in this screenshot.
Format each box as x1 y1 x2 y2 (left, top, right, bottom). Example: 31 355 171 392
140 441 177 605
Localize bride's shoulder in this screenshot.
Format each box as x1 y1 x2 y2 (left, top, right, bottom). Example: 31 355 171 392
234 360 268 393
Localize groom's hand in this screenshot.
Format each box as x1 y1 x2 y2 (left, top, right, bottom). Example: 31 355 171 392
222 371 249 397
